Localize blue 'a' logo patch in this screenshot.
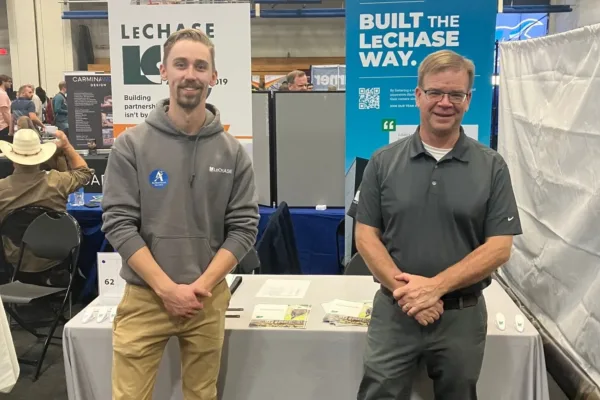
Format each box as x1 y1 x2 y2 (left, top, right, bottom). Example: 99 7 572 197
149 169 168 189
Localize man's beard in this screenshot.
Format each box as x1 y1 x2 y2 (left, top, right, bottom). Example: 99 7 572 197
176 80 205 111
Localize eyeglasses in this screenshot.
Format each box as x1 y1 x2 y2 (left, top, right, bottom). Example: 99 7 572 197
422 89 469 104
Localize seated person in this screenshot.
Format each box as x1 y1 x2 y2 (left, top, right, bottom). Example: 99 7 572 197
16 116 62 170
0 128 93 286
15 115 35 131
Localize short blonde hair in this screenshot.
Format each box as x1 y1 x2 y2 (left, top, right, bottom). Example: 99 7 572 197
18 85 31 96
418 50 475 91
163 28 216 71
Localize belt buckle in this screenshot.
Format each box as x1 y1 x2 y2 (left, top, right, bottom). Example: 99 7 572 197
458 297 464 310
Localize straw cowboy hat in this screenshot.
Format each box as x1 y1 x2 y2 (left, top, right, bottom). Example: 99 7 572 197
0 129 56 166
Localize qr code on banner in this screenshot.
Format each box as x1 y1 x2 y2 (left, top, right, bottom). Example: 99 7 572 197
359 88 380 110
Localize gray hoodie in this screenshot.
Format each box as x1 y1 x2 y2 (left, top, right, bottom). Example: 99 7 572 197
101 100 259 287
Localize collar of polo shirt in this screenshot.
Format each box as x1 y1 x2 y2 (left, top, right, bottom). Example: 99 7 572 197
409 126 471 162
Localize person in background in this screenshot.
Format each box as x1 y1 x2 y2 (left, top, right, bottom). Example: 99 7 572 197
29 85 43 122
16 116 58 170
279 81 289 91
102 28 259 400
11 85 45 132
0 128 93 286
0 75 12 142
36 87 47 106
5 78 15 101
286 70 309 91
36 87 48 124
53 81 68 135
355 50 522 400
307 83 314 91
16 116 35 131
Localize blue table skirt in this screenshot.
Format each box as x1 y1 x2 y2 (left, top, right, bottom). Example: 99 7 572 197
67 195 345 275
257 206 344 274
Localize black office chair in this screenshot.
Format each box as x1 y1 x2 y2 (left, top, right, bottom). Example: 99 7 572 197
344 253 371 276
0 211 82 381
335 218 345 273
234 248 261 274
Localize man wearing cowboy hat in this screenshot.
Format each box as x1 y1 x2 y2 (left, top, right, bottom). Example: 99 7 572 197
0 128 93 285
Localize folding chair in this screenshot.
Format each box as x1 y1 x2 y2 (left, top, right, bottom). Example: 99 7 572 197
0 211 82 381
0 206 54 284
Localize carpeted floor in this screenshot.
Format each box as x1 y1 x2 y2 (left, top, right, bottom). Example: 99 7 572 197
0 302 81 400
1 326 68 399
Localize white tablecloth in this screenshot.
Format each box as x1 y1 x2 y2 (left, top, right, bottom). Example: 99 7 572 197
63 275 549 400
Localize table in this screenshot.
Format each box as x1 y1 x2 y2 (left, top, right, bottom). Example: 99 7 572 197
63 276 549 400
67 195 345 275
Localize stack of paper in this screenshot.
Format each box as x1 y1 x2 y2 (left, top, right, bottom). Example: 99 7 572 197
249 304 311 329
322 299 373 327
256 279 310 299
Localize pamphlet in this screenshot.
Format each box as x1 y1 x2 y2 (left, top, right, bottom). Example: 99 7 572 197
249 304 311 329
322 299 373 327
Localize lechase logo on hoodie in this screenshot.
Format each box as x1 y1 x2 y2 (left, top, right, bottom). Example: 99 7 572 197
209 166 233 174
149 169 169 189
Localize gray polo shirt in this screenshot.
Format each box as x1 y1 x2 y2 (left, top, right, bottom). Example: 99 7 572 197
355 127 522 296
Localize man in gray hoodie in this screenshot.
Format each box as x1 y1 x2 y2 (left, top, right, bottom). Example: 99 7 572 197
101 29 259 400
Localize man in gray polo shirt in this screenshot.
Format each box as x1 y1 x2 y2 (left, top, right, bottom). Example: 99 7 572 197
354 50 522 400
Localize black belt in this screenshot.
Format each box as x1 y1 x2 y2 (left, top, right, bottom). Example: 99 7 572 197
441 293 480 310
381 286 481 310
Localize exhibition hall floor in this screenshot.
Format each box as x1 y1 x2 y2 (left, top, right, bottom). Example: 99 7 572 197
0 302 85 400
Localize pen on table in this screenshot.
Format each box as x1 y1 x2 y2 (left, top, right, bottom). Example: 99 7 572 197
226 315 241 318
227 308 244 312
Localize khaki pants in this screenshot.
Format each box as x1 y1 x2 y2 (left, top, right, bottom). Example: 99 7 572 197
112 280 231 400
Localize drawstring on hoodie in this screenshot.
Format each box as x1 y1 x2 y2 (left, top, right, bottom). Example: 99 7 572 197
189 133 202 187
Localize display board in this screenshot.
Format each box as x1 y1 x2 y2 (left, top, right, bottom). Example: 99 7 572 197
345 0 498 170
65 72 113 150
311 65 346 91
107 1 253 153
275 92 345 207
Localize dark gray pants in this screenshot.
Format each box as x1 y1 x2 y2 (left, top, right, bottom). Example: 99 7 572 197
357 290 487 400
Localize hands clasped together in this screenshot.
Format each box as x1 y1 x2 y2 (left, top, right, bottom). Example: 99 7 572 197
392 273 445 326
159 283 212 319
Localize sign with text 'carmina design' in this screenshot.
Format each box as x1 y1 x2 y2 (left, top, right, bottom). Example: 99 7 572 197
107 1 252 149
65 72 113 150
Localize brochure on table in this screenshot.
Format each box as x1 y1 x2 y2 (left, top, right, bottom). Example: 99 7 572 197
322 299 373 327
249 304 311 329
